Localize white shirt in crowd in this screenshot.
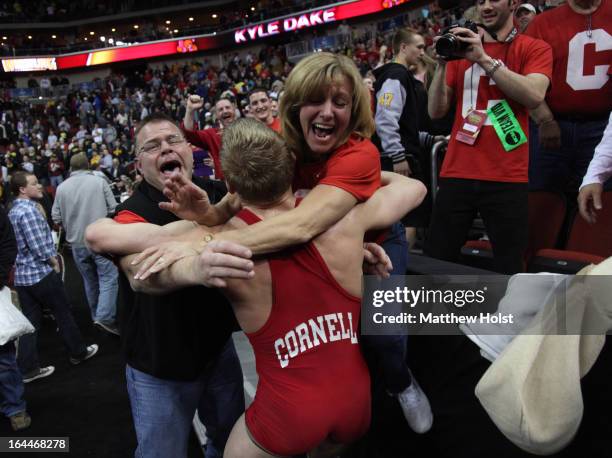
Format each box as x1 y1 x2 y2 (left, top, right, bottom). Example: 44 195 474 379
580 112 612 189
92 127 104 144
22 161 34 173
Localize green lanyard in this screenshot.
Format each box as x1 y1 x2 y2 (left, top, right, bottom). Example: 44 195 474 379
487 100 527 152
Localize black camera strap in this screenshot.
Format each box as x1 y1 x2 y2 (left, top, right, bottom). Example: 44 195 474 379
480 25 518 43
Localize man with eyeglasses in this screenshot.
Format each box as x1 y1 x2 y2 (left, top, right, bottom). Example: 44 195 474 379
86 113 247 458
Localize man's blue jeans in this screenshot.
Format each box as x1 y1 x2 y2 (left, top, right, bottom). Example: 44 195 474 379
125 337 245 458
0 342 27 418
529 117 609 192
361 222 412 394
49 175 63 189
72 245 118 324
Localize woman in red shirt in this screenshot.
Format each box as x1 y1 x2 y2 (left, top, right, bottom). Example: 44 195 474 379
161 52 383 255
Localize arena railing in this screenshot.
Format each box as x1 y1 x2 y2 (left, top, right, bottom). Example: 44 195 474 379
8 79 106 99
430 139 448 203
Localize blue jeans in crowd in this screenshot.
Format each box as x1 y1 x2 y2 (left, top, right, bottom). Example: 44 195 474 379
49 175 63 189
125 337 245 458
361 222 412 394
0 342 27 418
15 271 87 375
529 117 610 192
72 245 118 324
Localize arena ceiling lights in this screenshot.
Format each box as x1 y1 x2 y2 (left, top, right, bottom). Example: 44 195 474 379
1 0 409 73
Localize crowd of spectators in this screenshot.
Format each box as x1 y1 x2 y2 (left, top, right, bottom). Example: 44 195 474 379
0 0 334 23
0 0 201 22
0 1 527 204
0 42 295 203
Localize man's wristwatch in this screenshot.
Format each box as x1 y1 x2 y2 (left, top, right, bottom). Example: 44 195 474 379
485 58 505 78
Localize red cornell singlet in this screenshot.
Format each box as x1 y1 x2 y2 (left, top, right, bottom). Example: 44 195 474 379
238 207 371 457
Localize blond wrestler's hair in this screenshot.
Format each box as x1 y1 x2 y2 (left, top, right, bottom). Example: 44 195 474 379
221 118 294 204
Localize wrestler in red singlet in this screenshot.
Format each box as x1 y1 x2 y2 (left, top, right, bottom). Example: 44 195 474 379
237 206 371 457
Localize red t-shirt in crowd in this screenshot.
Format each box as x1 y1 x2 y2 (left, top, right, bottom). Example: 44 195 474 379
525 1 612 117
292 135 381 201
268 117 282 133
442 35 553 183
180 122 224 180
355 49 368 62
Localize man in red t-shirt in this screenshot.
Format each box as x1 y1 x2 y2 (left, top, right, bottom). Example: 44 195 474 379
526 0 611 193
426 0 552 274
181 95 237 180
247 88 282 133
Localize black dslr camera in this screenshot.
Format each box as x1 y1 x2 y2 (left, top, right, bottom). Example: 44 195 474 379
435 20 480 61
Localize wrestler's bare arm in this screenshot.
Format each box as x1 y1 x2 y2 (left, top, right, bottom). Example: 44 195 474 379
354 174 427 232
120 253 200 294
316 174 427 296
122 220 268 332
120 238 254 292
85 217 202 255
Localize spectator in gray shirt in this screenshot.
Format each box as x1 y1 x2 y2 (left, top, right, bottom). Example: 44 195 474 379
51 153 120 336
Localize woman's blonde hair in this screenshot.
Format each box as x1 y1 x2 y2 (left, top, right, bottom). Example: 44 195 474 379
279 52 375 158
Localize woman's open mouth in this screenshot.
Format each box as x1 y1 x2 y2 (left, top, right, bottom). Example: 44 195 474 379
312 123 335 139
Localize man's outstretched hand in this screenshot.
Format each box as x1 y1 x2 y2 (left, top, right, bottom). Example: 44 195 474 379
159 171 216 224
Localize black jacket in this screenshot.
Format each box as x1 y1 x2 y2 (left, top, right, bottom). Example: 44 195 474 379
372 62 421 167
0 205 17 289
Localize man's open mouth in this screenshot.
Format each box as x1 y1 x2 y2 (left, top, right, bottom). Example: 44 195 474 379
159 159 182 177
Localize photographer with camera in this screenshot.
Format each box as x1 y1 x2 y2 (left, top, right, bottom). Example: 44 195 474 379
425 0 553 274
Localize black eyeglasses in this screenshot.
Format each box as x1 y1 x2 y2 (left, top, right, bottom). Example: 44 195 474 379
138 135 186 155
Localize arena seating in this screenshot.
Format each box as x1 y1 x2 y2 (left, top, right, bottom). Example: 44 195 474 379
461 191 567 272
528 192 612 273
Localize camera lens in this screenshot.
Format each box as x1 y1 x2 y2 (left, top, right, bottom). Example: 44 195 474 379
435 34 458 58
